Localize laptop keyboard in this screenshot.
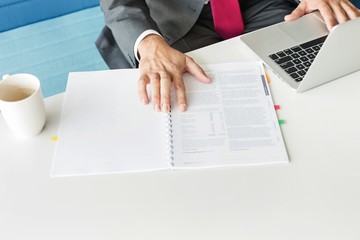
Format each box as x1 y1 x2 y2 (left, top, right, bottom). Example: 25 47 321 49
268 36 327 82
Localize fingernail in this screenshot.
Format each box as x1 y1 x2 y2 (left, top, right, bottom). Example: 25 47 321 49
142 98 148 105
179 103 186 112
162 103 170 112
154 104 161 112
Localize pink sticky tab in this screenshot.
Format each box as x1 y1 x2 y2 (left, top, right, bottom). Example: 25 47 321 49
274 105 281 110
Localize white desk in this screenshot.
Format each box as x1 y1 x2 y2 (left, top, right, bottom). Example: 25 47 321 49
1 38 360 240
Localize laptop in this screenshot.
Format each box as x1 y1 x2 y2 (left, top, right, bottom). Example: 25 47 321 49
240 12 360 92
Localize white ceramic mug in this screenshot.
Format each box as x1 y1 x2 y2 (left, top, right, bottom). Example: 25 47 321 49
0 74 46 138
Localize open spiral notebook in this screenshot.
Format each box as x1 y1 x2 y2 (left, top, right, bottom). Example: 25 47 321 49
52 61 288 177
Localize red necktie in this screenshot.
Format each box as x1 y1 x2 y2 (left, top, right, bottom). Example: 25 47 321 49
210 0 244 39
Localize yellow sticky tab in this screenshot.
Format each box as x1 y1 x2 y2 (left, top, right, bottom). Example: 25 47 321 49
51 136 58 142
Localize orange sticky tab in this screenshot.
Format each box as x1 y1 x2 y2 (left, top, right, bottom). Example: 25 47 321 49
265 71 271 83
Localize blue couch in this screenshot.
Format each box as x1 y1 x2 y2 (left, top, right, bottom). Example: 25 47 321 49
0 0 108 97
0 0 100 32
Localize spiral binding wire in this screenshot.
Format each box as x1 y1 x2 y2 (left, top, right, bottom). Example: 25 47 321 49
164 112 174 168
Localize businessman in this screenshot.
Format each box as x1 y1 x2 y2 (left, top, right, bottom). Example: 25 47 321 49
96 0 360 112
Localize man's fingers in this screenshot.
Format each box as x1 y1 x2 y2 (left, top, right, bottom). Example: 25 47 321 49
331 2 349 24
159 72 171 112
285 0 359 30
185 56 212 83
138 74 150 105
139 50 210 112
172 74 187 112
149 73 161 112
340 1 360 19
284 4 307 21
317 4 338 30
139 72 172 112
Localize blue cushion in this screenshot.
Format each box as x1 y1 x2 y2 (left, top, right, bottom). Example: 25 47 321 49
0 0 100 32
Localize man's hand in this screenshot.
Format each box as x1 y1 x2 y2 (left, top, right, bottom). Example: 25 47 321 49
137 34 211 112
285 0 360 30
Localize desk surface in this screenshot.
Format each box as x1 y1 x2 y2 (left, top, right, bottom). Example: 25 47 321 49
1 38 360 240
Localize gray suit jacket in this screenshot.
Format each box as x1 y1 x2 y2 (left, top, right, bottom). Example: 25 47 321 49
97 0 205 68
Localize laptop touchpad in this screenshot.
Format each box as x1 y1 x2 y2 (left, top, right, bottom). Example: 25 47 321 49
279 13 329 43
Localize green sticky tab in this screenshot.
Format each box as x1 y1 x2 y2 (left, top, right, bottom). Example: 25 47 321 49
278 119 286 125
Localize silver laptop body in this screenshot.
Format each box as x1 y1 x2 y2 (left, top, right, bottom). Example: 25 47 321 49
240 12 360 92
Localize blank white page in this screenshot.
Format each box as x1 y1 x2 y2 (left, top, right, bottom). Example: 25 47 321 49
52 69 168 176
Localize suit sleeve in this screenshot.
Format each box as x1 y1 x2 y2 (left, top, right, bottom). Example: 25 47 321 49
100 0 161 67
